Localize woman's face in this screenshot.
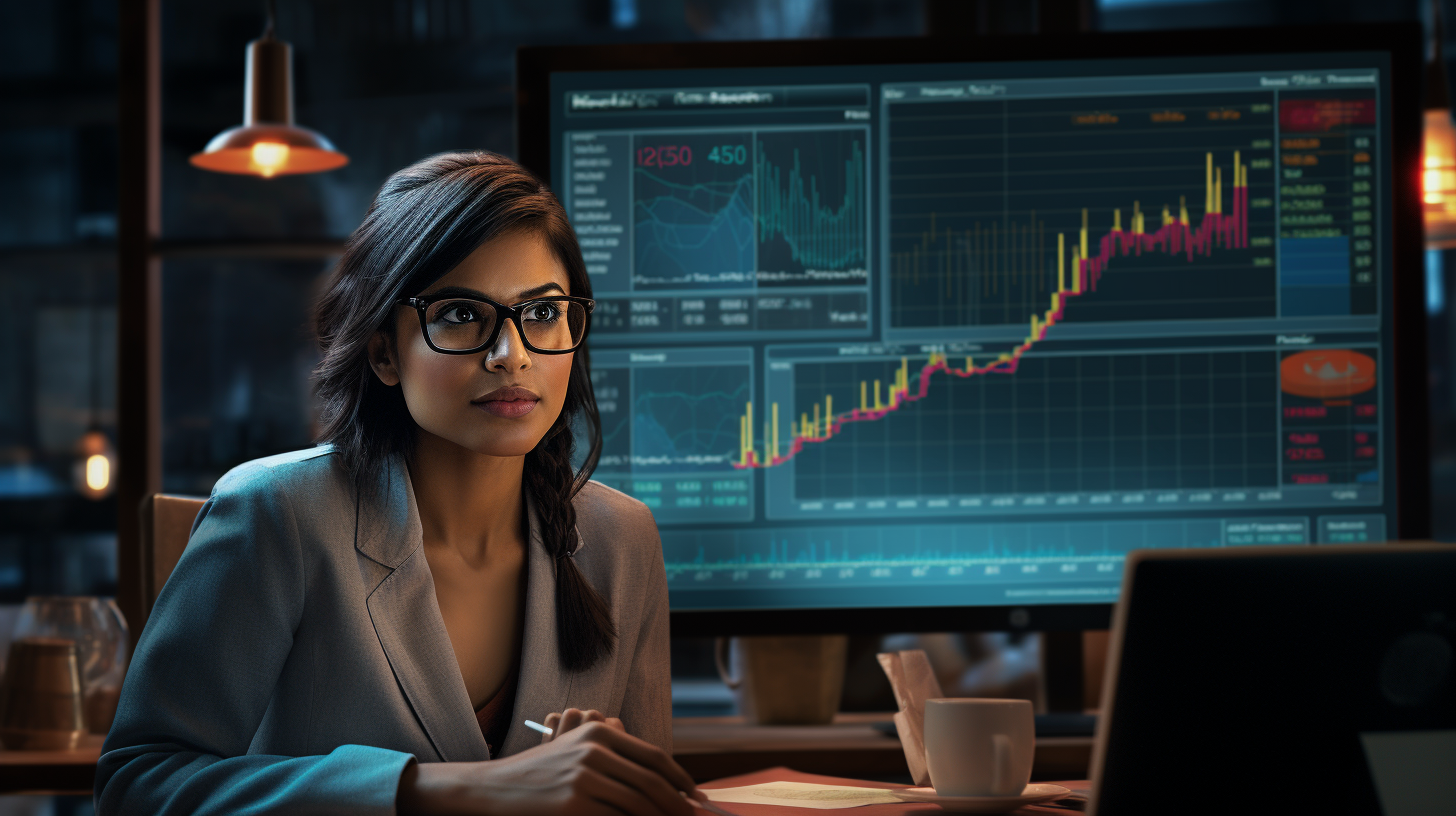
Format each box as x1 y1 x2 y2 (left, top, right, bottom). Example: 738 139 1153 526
368 229 576 459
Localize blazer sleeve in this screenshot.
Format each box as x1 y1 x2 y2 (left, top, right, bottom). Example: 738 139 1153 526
614 506 674 754
94 475 415 816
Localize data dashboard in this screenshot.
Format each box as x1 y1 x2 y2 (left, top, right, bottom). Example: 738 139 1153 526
546 53 1398 611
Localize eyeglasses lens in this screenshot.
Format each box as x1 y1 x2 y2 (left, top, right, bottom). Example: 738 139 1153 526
424 299 587 351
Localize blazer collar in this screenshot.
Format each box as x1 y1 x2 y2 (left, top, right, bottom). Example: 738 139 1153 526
356 455 571 761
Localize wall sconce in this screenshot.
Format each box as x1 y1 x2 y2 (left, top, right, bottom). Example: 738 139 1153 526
1425 0 1456 248
190 0 347 178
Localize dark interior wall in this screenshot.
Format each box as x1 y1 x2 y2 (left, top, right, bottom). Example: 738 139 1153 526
1 0 1454 599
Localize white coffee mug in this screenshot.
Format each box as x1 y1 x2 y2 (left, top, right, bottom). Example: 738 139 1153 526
923 698 1035 797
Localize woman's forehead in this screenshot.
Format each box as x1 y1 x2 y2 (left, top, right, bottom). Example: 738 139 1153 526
430 229 569 299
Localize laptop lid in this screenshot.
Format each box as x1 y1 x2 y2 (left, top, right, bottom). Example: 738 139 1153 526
1088 544 1456 816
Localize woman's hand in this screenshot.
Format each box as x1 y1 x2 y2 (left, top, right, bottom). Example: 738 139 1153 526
398 720 704 816
541 708 624 743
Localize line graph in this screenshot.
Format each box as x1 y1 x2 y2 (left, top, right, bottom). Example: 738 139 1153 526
631 129 868 290
588 348 755 523
888 91 1277 328
746 348 1280 507
736 149 1248 472
755 131 868 283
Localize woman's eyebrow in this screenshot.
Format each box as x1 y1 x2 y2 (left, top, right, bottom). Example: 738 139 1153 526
514 282 567 299
420 283 567 301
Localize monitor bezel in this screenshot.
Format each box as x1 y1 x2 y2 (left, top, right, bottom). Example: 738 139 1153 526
516 23 1427 637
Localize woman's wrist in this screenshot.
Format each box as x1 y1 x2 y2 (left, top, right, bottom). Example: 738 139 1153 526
397 760 480 816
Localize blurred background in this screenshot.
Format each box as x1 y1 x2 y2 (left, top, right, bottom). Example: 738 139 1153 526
0 0 1448 810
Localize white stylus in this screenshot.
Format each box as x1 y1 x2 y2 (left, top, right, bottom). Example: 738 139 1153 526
523 719 554 736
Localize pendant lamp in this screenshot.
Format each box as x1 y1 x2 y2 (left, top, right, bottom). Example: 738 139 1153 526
190 0 347 178
74 270 115 500
1425 0 1456 248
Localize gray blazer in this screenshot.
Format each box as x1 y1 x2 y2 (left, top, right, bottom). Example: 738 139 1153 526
95 445 671 815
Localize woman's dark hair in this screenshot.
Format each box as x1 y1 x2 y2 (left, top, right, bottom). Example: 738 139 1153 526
312 151 614 672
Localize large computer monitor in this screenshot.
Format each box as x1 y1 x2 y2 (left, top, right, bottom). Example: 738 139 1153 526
517 24 1427 636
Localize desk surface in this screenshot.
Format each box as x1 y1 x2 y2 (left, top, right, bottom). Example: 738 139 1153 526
700 767 1088 815
0 716 1094 797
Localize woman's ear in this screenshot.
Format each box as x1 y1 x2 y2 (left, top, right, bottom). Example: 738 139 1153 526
367 331 401 387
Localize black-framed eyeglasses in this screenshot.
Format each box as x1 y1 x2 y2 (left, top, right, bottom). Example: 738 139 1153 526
397 294 595 355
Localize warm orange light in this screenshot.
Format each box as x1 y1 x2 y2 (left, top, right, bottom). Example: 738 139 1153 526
85 454 110 493
1425 109 1456 247
73 429 116 500
250 141 290 177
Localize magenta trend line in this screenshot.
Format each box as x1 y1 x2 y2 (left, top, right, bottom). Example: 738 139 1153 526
735 178 1250 470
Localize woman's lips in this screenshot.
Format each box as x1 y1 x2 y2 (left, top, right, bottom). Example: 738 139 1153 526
475 398 538 418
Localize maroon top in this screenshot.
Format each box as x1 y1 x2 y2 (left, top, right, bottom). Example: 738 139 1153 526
474 659 520 757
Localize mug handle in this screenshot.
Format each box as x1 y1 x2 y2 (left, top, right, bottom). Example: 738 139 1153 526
714 637 742 690
992 733 1015 795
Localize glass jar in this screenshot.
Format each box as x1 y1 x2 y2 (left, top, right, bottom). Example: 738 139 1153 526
10 597 130 734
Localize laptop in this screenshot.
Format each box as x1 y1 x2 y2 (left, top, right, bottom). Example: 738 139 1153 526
1088 544 1456 816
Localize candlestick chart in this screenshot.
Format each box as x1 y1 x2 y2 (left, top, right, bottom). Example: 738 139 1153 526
888 92 1276 328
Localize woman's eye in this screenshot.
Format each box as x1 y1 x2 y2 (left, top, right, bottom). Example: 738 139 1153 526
526 303 560 321
439 304 478 323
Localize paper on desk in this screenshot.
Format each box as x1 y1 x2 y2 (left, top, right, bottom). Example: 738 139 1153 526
703 781 902 809
876 649 944 788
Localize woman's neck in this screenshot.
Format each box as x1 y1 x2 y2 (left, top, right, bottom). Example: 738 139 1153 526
407 430 527 568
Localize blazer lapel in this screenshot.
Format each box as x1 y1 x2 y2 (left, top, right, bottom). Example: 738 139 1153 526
499 488 572 757
355 457 490 763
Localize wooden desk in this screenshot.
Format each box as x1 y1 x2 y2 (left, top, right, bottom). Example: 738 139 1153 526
0 734 104 796
0 716 1095 797
673 713 1092 784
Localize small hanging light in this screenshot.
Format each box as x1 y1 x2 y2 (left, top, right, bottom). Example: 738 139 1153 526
74 271 115 500
190 0 347 178
1424 0 1456 248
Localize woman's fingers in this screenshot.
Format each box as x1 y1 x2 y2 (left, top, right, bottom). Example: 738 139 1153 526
578 741 697 816
541 711 562 743
558 708 586 735
604 717 624 732
579 722 700 800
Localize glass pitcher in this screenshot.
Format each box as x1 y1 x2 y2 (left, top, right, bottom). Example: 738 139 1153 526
11 597 130 734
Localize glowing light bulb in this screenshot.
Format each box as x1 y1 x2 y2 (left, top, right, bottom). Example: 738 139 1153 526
85 454 110 492
250 141 290 177
1425 109 1456 247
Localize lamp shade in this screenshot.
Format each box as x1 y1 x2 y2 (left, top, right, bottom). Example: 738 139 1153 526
190 33 347 177
1426 108 1456 249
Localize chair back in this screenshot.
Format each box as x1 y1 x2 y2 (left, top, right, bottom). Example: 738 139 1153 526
140 493 206 618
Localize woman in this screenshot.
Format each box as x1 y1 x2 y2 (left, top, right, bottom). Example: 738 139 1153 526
95 152 704 815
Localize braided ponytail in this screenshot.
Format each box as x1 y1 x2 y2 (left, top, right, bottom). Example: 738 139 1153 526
525 409 616 671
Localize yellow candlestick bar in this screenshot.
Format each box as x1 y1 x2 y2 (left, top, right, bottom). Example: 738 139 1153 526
1058 233 1066 292
1133 201 1142 234
1080 208 1089 260
771 403 779 461
825 395 832 431
1072 248 1082 293
966 356 973 371
874 379 882 411
1163 205 1172 227
1179 195 1189 225
746 401 753 461
1205 152 1213 215
812 404 820 438
860 381 867 412
1113 208 1121 232
802 412 810 439
1215 167 1222 215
